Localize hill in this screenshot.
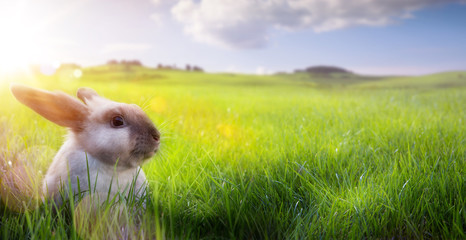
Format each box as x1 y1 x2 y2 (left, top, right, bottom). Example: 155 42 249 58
356 71 466 89
281 67 466 88
295 65 352 75
22 64 466 90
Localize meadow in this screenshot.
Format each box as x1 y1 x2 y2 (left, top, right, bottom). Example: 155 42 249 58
0 66 465 239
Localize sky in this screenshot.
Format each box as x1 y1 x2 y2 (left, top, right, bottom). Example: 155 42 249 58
0 0 465 75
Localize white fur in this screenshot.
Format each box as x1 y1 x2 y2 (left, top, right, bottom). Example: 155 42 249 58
43 135 147 206
10 84 159 207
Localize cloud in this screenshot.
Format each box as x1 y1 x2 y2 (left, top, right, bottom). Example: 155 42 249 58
168 0 463 49
101 43 152 54
151 0 179 26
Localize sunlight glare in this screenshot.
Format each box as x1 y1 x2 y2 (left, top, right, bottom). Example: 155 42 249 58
0 5 44 76
73 69 83 78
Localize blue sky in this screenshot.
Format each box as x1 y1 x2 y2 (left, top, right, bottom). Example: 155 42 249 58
0 0 465 75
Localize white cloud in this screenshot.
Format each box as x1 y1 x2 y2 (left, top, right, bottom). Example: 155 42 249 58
167 0 463 49
151 0 179 26
101 43 152 54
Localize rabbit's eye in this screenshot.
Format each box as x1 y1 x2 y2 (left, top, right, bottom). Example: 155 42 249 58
111 116 126 128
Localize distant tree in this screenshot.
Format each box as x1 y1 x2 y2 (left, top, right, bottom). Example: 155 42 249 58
304 66 351 74
156 64 173 70
192 66 204 72
294 65 351 75
156 63 192 71
107 60 118 65
127 60 142 66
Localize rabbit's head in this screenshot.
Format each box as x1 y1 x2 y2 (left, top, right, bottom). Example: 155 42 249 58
10 84 160 168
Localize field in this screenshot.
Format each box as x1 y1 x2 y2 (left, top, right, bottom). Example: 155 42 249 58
1 66 465 239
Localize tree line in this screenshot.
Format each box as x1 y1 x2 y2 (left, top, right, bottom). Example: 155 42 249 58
107 60 204 72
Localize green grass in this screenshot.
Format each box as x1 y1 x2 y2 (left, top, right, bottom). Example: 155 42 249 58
1 67 465 239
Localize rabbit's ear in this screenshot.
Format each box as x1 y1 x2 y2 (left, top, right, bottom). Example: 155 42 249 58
77 87 100 105
10 84 88 132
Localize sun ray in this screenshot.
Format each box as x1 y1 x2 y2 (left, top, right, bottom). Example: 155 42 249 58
0 0 89 76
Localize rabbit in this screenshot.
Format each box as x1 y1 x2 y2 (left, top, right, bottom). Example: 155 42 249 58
10 84 160 207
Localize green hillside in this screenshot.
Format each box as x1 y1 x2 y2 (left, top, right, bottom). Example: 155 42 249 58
356 71 466 89
0 67 465 239
276 69 466 89
36 64 466 89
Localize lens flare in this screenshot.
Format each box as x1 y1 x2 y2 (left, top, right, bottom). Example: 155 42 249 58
73 69 83 78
